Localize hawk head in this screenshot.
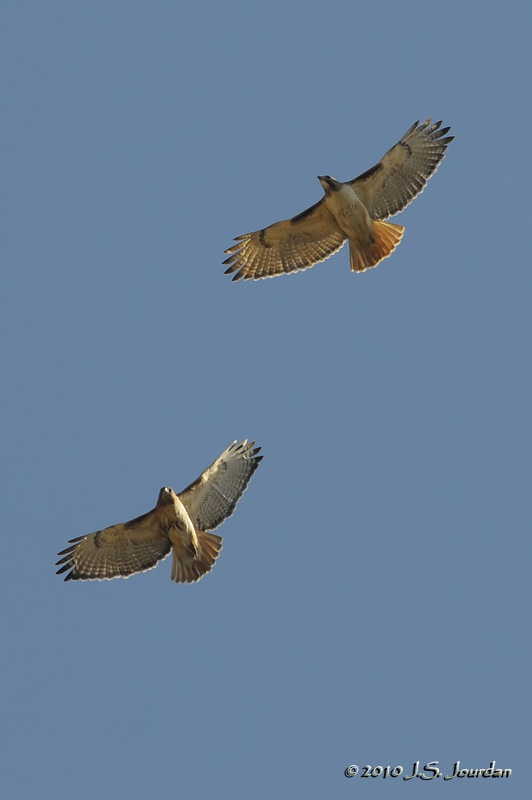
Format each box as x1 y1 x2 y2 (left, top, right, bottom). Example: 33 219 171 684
318 175 342 193
157 486 177 506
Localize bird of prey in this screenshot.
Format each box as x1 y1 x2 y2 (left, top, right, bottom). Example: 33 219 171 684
223 118 454 281
56 440 262 584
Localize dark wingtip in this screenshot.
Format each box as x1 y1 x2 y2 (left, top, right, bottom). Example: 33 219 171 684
251 444 263 460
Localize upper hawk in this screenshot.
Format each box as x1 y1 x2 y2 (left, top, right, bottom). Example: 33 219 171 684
56 440 262 584
223 118 454 281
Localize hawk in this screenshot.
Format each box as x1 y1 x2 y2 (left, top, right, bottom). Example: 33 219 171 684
223 118 454 280
56 440 262 584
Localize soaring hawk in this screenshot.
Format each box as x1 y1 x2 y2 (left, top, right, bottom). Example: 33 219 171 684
56 440 262 583
223 118 454 280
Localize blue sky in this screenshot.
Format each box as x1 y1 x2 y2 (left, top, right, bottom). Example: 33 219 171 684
1 1 530 797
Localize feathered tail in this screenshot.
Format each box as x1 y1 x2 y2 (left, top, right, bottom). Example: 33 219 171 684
349 220 405 272
171 530 223 583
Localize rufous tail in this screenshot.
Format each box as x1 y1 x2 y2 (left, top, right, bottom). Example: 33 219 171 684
349 220 405 272
171 531 223 583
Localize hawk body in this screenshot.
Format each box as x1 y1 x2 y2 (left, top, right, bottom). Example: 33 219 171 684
223 118 454 280
56 440 262 584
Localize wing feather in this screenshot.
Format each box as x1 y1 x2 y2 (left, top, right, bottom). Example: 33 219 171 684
179 440 262 531
351 119 454 220
55 508 172 581
223 199 346 281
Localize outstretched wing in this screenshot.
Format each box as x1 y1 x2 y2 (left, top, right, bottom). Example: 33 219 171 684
55 508 172 581
179 440 262 530
223 199 346 281
351 119 454 220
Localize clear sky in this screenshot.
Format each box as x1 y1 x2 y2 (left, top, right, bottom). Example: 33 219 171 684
1 1 530 797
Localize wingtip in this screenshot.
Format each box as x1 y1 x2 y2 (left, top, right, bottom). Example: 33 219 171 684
232 439 263 462
55 563 74 580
